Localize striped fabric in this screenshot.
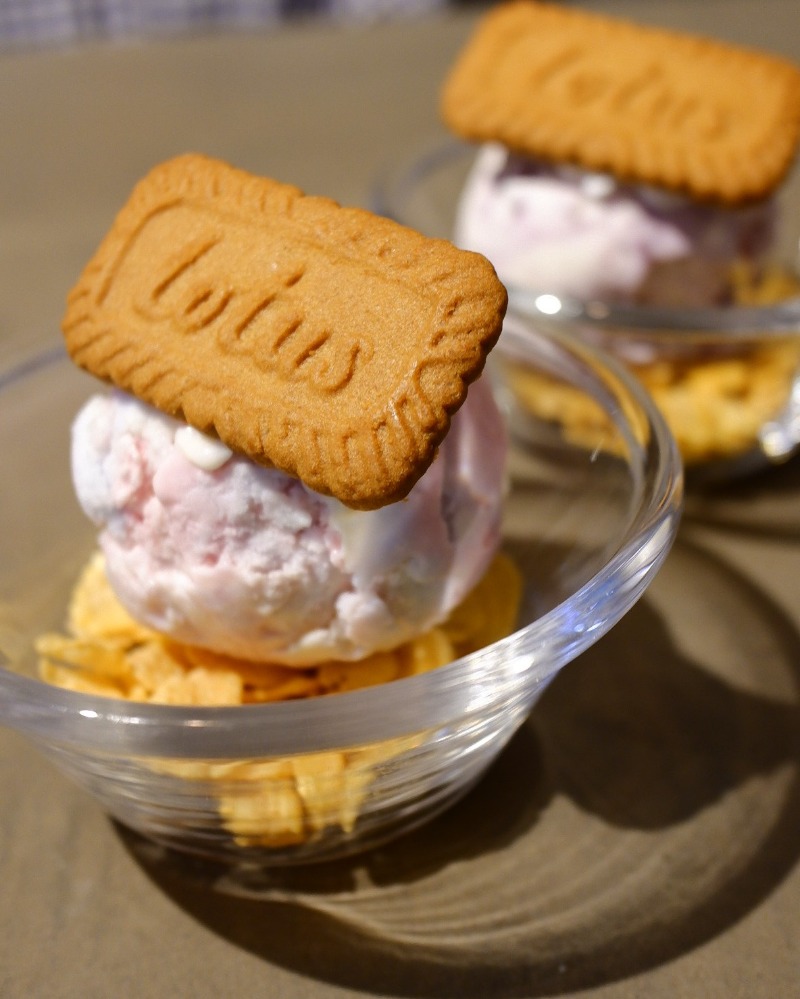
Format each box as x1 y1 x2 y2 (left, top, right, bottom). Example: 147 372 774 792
0 0 447 49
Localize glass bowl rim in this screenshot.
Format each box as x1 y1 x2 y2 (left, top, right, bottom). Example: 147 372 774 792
374 138 800 338
0 331 682 757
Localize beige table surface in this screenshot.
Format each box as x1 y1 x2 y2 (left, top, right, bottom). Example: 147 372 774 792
2 2 800 997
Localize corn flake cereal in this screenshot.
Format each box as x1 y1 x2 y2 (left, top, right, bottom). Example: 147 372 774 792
38 550 523 847
634 339 800 464
507 265 800 466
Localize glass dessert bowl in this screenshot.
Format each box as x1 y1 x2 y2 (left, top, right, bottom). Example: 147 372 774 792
0 322 681 868
375 141 800 480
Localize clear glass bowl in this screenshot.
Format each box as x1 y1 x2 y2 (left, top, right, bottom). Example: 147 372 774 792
374 141 800 480
0 326 682 868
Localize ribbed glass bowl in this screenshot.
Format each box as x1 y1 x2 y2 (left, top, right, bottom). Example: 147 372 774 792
0 324 682 868
375 141 800 480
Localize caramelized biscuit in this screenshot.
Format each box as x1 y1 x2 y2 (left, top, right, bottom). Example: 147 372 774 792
62 154 507 509
441 1 800 204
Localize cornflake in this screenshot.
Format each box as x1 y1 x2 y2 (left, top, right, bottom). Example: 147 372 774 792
37 550 523 847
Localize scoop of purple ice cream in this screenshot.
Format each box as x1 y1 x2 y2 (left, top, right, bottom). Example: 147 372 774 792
455 144 775 307
71 377 507 666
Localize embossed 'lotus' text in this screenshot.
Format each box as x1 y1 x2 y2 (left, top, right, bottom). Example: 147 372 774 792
523 44 736 142
105 204 376 395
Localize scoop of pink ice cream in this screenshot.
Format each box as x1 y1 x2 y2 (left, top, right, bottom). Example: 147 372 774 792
71 377 506 665
455 144 776 307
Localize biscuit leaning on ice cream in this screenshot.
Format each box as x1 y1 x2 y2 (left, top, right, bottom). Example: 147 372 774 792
440 0 800 205
61 154 507 510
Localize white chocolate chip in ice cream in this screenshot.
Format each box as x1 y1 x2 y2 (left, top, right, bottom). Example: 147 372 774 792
175 425 233 471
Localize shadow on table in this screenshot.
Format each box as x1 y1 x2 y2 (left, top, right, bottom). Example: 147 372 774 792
118 536 800 998
683 452 800 540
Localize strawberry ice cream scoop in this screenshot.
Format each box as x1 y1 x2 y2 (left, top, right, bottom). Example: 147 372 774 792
70 377 506 666
456 144 776 307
